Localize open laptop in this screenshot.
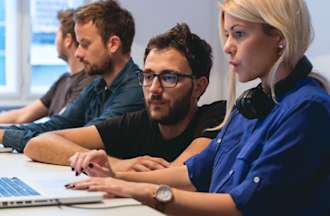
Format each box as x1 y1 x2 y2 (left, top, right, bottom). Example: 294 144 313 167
0 175 104 208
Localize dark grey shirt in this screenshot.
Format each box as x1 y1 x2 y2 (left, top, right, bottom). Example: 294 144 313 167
40 70 94 116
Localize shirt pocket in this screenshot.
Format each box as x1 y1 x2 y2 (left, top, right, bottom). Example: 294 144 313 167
231 142 263 205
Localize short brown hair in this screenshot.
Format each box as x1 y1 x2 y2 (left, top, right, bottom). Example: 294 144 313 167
74 0 135 54
57 9 78 46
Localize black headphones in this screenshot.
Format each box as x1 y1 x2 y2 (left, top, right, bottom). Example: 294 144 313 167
236 56 312 119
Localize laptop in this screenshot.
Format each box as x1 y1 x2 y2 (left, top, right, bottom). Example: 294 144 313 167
0 175 104 208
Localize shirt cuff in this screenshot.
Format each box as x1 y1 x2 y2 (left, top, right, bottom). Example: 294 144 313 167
3 129 26 152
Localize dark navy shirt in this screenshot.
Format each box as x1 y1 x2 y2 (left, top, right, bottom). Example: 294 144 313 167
186 77 330 216
3 58 145 152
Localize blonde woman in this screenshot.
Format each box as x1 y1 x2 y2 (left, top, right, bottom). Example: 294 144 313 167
67 0 330 215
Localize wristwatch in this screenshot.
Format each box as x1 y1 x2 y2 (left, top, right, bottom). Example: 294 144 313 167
153 184 174 212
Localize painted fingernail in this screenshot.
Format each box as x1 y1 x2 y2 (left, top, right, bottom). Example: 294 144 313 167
65 184 75 189
88 163 94 168
82 171 88 175
71 167 74 171
75 172 79 176
81 168 84 172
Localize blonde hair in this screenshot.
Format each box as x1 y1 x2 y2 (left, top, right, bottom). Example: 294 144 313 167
213 0 329 130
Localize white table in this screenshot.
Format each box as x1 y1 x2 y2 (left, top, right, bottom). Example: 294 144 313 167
0 153 164 216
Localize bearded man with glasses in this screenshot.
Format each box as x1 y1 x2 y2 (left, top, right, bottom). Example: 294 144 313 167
24 23 226 172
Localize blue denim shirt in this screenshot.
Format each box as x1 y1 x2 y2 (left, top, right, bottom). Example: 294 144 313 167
3 58 144 152
186 77 330 216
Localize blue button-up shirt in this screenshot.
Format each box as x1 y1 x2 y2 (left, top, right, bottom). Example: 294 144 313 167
186 77 330 216
3 58 144 152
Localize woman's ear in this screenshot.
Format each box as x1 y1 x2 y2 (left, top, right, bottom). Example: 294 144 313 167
270 29 285 55
272 29 285 48
106 35 121 54
193 76 209 99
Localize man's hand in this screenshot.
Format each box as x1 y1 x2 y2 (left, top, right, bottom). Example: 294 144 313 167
69 149 114 177
113 155 170 172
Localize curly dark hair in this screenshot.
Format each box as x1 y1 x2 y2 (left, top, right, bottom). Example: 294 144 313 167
144 23 213 80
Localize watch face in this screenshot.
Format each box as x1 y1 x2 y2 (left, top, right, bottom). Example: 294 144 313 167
156 185 173 202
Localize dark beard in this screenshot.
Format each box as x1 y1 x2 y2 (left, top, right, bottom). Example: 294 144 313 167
147 85 193 125
86 57 113 76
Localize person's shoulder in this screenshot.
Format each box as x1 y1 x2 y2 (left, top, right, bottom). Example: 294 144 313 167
195 100 227 131
52 72 70 85
58 72 70 79
198 100 226 115
128 58 142 72
282 77 330 109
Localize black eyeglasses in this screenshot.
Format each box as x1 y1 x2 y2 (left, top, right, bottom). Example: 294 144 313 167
137 71 195 88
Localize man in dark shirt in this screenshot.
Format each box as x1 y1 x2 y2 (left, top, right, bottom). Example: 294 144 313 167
0 9 93 123
24 23 226 172
0 0 144 152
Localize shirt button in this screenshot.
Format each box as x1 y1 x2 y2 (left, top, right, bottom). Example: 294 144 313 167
216 138 222 144
253 176 260 183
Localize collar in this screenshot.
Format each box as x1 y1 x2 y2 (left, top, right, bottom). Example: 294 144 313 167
275 55 312 97
94 58 136 94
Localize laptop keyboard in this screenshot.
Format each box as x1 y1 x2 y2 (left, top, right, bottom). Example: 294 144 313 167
0 177 40 197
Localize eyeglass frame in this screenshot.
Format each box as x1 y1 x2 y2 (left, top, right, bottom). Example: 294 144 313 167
137 70 195 88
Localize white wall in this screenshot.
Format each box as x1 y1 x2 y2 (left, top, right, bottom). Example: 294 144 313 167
119 0 330 105
305 0 330 81
119 0 227 105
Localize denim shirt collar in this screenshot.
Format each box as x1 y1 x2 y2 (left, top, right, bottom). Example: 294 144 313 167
94 58 137 94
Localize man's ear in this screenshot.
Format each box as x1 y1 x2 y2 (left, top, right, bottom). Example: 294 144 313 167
193 76 209 99
64 33 73 48
106 35 121 54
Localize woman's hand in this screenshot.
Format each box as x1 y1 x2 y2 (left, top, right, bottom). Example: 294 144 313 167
69 149 114 177
66 176 157 202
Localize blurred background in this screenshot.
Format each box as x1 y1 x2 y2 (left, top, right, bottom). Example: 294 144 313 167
0 0 328 107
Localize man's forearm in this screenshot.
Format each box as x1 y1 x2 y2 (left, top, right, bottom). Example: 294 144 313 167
24 133 90 166
0 129 4 143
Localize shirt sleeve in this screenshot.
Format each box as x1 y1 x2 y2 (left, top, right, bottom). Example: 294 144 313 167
185 134 220 192
95 111 144 158
229 100 330 216
40 73 68 109
2 83 94 152
85 75 144 126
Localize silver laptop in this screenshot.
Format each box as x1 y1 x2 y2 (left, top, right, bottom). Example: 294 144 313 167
0 175 103 208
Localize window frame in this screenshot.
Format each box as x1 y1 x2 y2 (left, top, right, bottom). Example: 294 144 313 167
0 0 89 105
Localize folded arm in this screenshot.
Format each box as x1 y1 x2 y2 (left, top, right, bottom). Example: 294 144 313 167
24 126 104 165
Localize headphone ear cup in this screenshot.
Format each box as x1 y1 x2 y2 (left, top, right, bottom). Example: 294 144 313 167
236 85 275 119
